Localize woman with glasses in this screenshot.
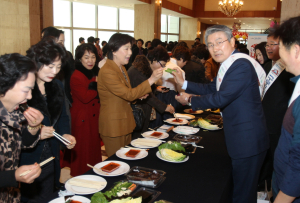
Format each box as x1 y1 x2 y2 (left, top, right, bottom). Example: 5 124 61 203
128 47 175 139
97 33 164 157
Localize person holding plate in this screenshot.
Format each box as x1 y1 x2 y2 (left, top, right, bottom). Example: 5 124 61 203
0 53 44 202
172 25 269 203
20 38 76 203
97 33 164 157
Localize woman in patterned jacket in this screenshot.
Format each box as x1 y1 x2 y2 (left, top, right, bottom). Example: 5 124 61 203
0 53 45 203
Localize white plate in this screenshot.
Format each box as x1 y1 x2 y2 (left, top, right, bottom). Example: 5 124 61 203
184 109 203 114
141 131 169 139
65 175 107 195
164 118 189 125
156 151 189 163
93 161 130 177
131 138 162 149
116 148 148 160
49 195 91 203
174 113 195 120
173 126 200 135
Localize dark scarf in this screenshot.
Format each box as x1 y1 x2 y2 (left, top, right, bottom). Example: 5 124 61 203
75 62 99 80
27 80 64 126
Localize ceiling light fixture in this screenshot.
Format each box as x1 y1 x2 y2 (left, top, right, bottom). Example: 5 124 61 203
218 0 244 17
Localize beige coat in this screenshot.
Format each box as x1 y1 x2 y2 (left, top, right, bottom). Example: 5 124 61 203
97 59 152 137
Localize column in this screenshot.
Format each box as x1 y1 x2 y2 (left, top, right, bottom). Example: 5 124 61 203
134 0 161 42
281 0 300 22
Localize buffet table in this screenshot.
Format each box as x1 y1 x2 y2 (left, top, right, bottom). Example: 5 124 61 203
57 112 232 203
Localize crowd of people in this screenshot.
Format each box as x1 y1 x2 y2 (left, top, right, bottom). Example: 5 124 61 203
1 15 300 203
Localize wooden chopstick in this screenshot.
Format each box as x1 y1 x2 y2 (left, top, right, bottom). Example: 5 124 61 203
148 128 156 131
53 131 72 145
19 157 55 177
170 104 179 120
87 164 108 175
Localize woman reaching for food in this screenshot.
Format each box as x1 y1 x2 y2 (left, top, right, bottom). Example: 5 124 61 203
97 33 164 157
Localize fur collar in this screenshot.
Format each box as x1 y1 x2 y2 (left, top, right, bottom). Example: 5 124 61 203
27 80 64 126
75 62 99 80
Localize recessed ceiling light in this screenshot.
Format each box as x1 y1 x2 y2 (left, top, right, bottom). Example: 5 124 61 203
210 20 213 22
239 20 241 22
269 19 271 20
243 23 245 24
234 18 237 19
217 22 219 24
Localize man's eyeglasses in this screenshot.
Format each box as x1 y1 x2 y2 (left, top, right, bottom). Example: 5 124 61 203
158 61 166 68
265 44 279 48
207 39 228 50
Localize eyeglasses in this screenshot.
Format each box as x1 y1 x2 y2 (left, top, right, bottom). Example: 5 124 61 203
207 39 228 50
265 44 279 48
158 61 166 68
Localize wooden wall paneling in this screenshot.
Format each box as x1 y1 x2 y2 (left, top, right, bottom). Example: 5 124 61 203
138 0 152 3
29 0 41 46
42 0 53 28
162 0 194 17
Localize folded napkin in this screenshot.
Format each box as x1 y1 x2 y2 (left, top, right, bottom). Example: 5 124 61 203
174 126 200 134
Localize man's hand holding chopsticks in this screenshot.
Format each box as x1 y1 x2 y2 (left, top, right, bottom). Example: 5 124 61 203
15 163 41 184
62 134 76 149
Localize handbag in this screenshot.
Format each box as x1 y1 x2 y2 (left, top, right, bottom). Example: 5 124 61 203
131 101 145 131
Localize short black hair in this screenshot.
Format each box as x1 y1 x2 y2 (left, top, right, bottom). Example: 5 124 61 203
151 39 162 48
79 37 85 43
274 16 300 50
195 38 200 41
42 27 64 40
145 41 151 47
167 43 174 52
137 39 144 45
0 53 37 95
101 41 107 47
107 33 134 60
147 47 170 64
172 46 191 62
255 42 269 63
176 41 188 49
193 47 210 60
87 36 95 44
95 38 100 42
26 37 67 71
75 43 100 65
239 48 249 55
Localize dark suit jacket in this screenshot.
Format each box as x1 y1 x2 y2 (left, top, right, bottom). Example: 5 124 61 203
187 54 269 159
262 61 294 135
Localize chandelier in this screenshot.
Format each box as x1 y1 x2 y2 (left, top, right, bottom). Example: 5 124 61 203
218 0 244 17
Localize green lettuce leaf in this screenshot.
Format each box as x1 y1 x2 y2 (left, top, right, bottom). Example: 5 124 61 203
91 192 109 203
158 141 185 152
165 68 176 74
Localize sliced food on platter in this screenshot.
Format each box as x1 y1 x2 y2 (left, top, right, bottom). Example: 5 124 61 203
65 175 107 195
184 109 203 114
164 118 189 125
174 113 195 120
198 117 222 130
157 141 189 163
93 161 130 177
116 148 148 160
131 138 162 148
141 131 169 139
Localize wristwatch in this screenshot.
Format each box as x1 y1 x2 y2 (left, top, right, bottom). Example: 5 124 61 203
188 95 192 106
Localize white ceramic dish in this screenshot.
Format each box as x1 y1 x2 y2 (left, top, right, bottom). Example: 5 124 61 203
116 148 148 160
164 118 189 125
156 151 189 163
131 138 162 149
93 160 130 177
49 195 91 203
141 131 169 139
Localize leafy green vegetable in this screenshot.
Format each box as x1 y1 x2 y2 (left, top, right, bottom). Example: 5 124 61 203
160 148 186 161
158 141 185 152
109 197 132 203
104 181 134 199
91 192 109 203
165 68 176 74
189 119 198 127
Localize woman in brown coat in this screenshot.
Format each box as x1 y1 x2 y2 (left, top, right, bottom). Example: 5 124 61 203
97 33 163 157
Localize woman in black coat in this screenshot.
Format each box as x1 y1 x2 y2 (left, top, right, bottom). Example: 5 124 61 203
128 47 175 139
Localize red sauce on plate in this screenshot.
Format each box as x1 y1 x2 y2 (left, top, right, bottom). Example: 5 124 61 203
172 119 183 123
125 149 141 158
189 109 196 113
101 162 121 173
151 132 163 138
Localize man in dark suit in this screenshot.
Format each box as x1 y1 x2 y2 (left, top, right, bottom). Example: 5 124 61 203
258 31 294 191
173 25 269 203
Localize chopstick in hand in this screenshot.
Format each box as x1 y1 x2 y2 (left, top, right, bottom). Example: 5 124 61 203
53 131 72 145
170 104 179 120
19 157 55 177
